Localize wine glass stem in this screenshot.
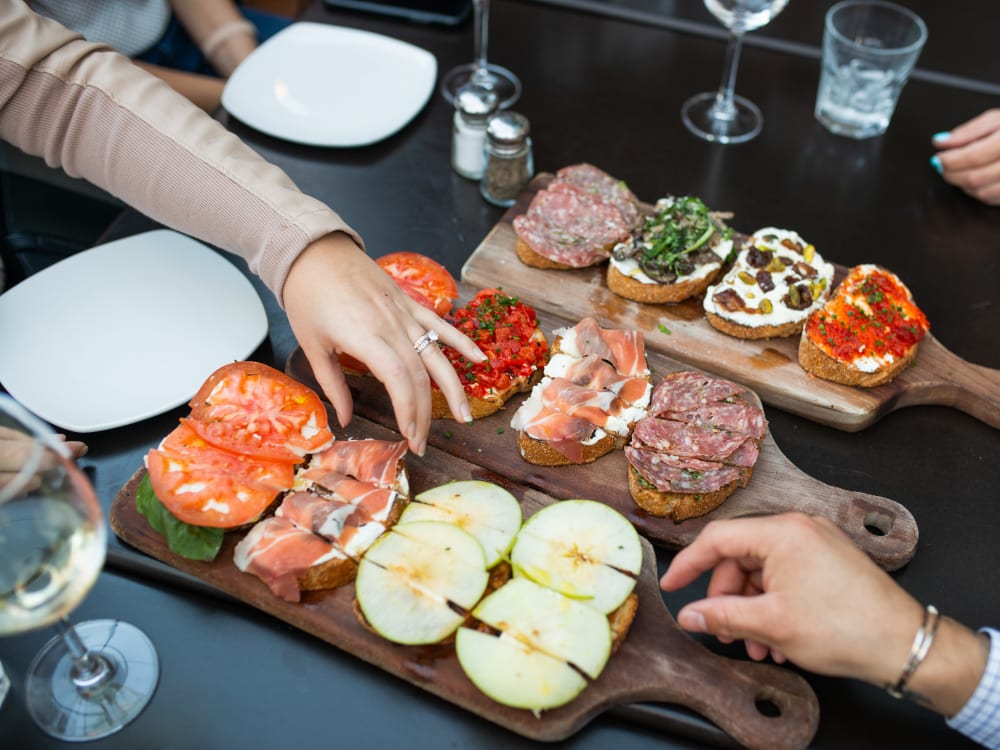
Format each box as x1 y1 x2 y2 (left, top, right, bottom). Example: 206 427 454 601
712 31 747 123
56 617 114 694
472 0 490 79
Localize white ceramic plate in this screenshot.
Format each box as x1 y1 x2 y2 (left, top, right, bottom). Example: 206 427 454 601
222 22 437 147
0 230 268 433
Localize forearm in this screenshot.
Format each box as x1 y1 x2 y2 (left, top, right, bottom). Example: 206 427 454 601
133 61 224 112
169 0 256 76
0 1 360 304
904 618 991 717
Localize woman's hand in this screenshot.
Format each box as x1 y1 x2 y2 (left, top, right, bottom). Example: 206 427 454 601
282 233 485 456
932 109 1000 205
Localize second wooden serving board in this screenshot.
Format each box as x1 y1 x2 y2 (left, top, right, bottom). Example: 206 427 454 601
286 302 919 570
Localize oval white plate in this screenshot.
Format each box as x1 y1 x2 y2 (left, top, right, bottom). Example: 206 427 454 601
221 22 437 147
0 230 268 433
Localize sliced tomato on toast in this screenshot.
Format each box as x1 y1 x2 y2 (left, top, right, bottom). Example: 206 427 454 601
187 361 333 463
376 252 458 317
147 422 295 528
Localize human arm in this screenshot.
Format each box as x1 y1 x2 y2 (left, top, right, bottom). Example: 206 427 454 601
931 109 1000 206
168 0 257 77
660 513 989 719
0 1 482 453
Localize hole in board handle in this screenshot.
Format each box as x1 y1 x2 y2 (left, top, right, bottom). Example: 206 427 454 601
863 511 893 537
754 696 782 718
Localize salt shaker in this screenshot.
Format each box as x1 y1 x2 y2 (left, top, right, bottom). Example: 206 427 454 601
480 111 533 207
451 83 498 180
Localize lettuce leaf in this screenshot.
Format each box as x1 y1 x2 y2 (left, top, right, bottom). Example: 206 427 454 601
135 474 224 562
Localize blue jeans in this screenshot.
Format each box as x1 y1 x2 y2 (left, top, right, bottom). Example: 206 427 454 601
136 7 292 77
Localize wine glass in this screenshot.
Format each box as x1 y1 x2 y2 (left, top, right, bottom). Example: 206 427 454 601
682 0 790 144
0 395 159 741
440 0 521 109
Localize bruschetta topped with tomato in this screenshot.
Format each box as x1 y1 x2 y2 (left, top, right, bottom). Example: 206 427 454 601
432 288 549 420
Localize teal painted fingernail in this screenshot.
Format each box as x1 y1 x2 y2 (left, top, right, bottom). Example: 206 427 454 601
930 155 943 174
932 131 951 143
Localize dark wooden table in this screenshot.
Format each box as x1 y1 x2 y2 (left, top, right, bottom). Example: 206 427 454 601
2 1 998 747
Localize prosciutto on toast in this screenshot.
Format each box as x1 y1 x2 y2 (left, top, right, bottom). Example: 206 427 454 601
510 317 651 465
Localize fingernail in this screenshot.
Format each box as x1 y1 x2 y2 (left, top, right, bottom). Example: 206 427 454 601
406 422 417 440
460 403 473 423
932 131 951 143
930 155 943 174
678 609 707 633
417 440 426 457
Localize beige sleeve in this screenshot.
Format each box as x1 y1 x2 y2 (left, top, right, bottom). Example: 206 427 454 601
0 0 363 306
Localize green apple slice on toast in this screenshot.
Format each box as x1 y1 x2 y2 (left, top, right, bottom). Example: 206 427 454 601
356 521 489 645
399 480 522 569
510 500 642 614
456 578 612 711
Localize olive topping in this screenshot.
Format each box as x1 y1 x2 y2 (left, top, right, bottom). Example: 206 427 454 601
784 283 814 310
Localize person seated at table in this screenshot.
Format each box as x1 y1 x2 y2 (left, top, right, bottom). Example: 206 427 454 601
931 109 1000 207
1 1 484 455
28 0 292 112
661 513 999 749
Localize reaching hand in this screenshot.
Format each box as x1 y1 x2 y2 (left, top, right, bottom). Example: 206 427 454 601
932 109 1000 205
660 513 924 685
282 233 486 456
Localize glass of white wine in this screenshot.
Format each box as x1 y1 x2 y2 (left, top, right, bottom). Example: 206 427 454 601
682 0 790 144
440 0 521 109
0 395 158 741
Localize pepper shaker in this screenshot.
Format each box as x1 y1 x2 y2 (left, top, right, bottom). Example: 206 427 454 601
451 83 498 180
480 111 533 207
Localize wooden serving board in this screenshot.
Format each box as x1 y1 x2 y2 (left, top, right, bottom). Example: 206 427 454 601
287 304 919 571
110 416 819 750
460 174 1000 432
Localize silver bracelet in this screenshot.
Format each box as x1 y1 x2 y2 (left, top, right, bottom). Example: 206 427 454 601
887 604 941 699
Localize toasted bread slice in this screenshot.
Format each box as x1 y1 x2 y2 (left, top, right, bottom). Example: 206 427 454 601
607 262 721 304
608 592 638 654
431 368 543 421
515 236 580 270
627 465 749 522
705 310 804 340
516 428 624 467
798 328 920 388
299 554 359 592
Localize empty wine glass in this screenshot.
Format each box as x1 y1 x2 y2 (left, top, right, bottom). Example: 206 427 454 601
440 0 521 109
0 395 159 741
682 0 790 144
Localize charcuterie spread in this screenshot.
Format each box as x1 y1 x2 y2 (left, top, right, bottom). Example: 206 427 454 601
799 264 930 387
608 195 735 304
512 164 641 269
704 227 835 339
510 317 651 465
625 371 767 520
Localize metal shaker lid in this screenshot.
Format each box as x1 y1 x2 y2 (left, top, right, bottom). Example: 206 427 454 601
485 111 531 147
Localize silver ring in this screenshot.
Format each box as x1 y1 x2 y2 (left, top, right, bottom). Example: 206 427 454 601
412 329 439 355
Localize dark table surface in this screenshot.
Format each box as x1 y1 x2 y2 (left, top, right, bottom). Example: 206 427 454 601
2 1 999 748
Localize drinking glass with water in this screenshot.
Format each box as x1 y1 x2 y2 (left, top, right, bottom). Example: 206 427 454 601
815 0 927 139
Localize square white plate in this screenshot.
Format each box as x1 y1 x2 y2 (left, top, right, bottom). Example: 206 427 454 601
0 230 268 433
221 22 437 147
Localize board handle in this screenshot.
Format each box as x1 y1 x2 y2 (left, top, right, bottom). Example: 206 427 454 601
897 336 1000 429
818 490 918 572
624 635 820 750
